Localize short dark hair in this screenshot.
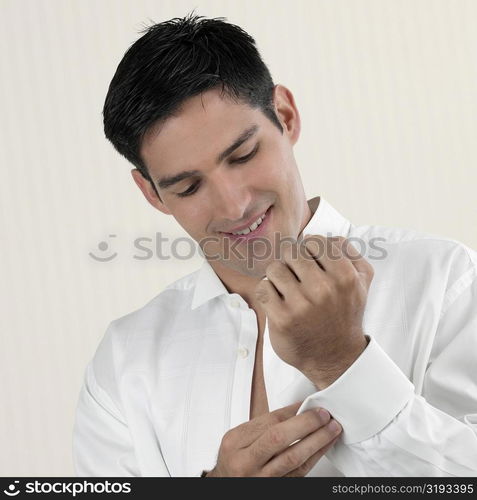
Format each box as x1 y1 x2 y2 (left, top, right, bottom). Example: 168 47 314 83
103 12 283 197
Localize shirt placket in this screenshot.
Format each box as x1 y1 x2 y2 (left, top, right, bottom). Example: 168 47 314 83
226 294 259 429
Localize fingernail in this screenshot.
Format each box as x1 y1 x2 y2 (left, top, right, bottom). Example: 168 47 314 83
316 408 330 422
328 419 341 433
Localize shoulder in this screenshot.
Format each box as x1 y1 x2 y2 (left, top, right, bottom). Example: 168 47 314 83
350 222 477 303
109 268 200 336
354 222 475 262
90 268 201 396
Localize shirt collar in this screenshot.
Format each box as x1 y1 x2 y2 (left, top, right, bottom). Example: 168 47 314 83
302 196 352 239
191 257 229 310
191 197 352 310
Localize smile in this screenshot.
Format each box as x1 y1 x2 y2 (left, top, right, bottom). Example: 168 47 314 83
229 212 266 235
220 206 273 241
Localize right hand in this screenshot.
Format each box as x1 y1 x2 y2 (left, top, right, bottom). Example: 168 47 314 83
205 401 342 477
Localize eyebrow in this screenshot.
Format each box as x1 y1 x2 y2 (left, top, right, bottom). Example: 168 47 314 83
157 124 259 190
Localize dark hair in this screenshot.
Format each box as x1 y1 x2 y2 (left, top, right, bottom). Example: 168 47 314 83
103 12 283 197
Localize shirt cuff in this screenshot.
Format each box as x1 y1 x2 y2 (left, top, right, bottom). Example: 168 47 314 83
296 335 415 444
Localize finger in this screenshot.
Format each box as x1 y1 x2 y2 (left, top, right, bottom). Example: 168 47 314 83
232 401 304 448
259 418 342 477
246 407 332 465
303 234 353 277
279 242 325 287
254 277 283 306
301 235 326 271
338 237 375 284
284 433 341 477
304 235 375 291
265 260 302 301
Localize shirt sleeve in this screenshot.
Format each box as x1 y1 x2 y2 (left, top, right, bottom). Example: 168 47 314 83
297 259 477 477
73 320 171 477
72 361 142 477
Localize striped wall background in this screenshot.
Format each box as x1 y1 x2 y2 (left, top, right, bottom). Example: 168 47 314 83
1 0 476 476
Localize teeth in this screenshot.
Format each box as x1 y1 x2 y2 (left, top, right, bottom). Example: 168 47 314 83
230 212 266 235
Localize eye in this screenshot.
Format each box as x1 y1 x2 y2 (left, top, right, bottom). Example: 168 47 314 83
231 143 260 164
176 180 201 198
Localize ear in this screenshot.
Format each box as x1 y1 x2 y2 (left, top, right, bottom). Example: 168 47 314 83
272 84 301 146
131 169 172 215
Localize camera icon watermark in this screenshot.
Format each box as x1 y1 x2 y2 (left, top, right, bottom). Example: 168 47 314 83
3 481 20 496
88 234 118 262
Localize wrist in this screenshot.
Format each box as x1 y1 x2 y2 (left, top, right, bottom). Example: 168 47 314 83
303 335 369 390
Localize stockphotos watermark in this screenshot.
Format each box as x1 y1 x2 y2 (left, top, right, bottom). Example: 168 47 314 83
2 479 131 497
89 232 389 268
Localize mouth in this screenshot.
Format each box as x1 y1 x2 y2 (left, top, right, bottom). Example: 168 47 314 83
219 205 273 241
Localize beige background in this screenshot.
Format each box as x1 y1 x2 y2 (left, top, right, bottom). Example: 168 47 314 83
0 0 476 476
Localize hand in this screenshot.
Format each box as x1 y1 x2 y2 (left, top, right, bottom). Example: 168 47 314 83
206 401 342 477
254 235 374 389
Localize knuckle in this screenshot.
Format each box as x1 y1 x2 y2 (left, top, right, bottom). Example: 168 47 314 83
268 412 285 426
337 271 357 289
328 242 343 260
304 238 323 256
338 237 352 250
344 240 361 259
280 243 296 261
254 284 270 304
315 278 332 296
329 235 344 245
282 450 302 470
265 413 278 426
266 261 284 275
247 442 264 463
267 426 285 447
292 459 314 477
220 429 236 453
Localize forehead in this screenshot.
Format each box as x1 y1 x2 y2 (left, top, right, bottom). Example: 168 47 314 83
140 89 265 173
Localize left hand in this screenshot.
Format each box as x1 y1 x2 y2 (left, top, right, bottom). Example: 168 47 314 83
254 235 374 389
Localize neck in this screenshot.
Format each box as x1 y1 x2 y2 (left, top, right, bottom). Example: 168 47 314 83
206 259 261 308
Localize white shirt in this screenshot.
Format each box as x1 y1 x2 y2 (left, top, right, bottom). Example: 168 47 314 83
73 197 477 477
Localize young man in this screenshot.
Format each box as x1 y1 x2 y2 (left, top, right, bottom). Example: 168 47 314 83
73 14 477 477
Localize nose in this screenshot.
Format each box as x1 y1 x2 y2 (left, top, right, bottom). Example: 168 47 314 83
210 173 252 223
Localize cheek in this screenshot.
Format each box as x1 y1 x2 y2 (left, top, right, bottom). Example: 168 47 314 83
256 149 291 186
262 161 294 190
174 205 209 236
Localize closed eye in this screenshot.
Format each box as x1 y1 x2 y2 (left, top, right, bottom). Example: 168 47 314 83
230 143 260 164
176 180 201 198
176 143 260 198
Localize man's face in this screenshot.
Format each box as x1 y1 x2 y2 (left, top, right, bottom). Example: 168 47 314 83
138 85 310 279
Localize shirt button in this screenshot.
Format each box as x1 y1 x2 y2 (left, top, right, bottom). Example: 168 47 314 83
238 346 249 359
230 298 241 308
